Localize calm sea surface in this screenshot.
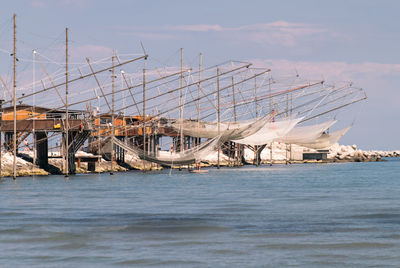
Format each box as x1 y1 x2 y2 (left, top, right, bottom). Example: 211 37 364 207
1 159 400 267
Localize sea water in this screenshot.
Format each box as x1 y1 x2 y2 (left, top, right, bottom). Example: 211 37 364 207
1 159 400 267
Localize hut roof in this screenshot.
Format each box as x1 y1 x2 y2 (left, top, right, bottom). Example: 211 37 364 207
1 104 83 114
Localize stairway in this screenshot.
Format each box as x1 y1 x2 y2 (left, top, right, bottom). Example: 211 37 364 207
6 131 31 151
66 129 92 174
71 130 91 154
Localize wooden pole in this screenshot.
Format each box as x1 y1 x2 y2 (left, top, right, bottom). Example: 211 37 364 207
65 27 69 177
285 82 289 165
97 92 101 159
232 76 238 166
286 90 289 117
255 76 258 119
122 74 128 156
179 48 183 152
232 76 237 123
270 142 273 166
110 54 115 175
254 76 259 166
142 67 146 172
217 68 220 169
269 76 272 111
197 53 202 146
269 76 273 166
13 14 17 180
33 50 36 167
289 93 293 162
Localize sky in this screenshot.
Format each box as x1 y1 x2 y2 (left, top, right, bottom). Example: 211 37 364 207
0 0 399 150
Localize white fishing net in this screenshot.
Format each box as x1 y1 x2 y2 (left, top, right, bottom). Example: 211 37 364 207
112 135 221 166
231 116 303 146
295 126 351 149
278 120 337 145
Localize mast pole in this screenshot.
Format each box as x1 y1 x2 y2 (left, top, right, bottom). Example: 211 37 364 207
269 76 272 111
269 75 273 166
65 27 69 177
232 76 238 166
286 90 289 117
142 67 146 172
255 76 258 119
33 50 36 168
13 14 17 180
197 53 202 146
110 54 115 175
217 68 220 169
232 76 237 122
290 93 293 163
98 91 101 160
254 76 259 166
179 48 183 152
285 79 289 165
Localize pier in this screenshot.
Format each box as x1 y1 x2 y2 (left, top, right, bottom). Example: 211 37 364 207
0 14 369 178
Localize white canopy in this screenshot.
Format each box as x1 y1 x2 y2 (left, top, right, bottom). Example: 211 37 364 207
278 120 337 145
232 117 303 146
296 126 351 149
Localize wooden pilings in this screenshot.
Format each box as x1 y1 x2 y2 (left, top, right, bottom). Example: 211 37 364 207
4 132 13 151
172 135 197 152
35 131 48 169
222 141 244 166
62 131 76 174
253 145 267 166
114 137 125 164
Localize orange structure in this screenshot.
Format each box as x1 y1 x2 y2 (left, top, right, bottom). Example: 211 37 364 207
93 114 156 137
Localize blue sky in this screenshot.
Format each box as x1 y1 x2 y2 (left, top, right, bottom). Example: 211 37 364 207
1 0 399 150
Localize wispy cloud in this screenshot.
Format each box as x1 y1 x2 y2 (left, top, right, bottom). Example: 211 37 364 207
60 0 93 8
117 21 330 46
30 0 47 8
30 0 93 9
163 24 224 32
133 32 175 40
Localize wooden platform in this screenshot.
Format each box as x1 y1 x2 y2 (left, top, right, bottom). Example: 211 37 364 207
0 119 84 132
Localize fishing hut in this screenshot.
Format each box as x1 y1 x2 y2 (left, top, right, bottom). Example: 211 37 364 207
0 104 93 173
